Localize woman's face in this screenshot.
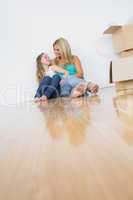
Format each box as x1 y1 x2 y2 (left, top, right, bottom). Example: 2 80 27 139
41 54 50 65
53 44 62 58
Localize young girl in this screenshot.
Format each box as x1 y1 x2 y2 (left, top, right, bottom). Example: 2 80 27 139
34 53 68 102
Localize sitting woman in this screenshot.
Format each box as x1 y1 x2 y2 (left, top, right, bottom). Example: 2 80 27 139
51 37 99 97
34 53 68 102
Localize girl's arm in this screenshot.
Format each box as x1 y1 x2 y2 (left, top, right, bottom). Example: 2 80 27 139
73 56 84 78
50 65 69 77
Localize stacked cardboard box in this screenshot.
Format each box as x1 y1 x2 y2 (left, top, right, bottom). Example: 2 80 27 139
104 24 133 95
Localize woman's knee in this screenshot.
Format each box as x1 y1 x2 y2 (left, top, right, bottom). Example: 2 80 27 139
60 84 72 96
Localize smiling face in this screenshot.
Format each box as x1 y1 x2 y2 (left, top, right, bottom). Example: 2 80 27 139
41 53 50 65
53 44 63 58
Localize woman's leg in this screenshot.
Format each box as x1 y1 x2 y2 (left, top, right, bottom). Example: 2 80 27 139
71 83 88 98
60 76 86 97
71 82 99 97
63 76 87 98
34 76 52 98
87 82 99 94
65 76 86 88
44 74 61 99
60 83 72 97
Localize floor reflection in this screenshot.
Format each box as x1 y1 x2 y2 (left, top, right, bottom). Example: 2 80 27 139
113 93 133 145
37 96 101 146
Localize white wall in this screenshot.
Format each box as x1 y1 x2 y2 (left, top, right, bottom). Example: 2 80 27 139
0 0 133 105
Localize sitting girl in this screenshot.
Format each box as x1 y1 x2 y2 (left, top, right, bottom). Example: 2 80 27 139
34 53 68 102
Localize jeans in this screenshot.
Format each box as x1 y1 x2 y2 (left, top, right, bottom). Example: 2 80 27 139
60 75 86 97
34 74 61 99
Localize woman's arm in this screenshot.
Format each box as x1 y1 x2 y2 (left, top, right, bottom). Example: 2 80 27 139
73 56 84 78
50 65 69 77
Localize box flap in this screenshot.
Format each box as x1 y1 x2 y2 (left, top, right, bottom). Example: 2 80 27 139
104 26 122 34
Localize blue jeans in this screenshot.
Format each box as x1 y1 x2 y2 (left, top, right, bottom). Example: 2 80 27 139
34 74 61 99
60 75 86 97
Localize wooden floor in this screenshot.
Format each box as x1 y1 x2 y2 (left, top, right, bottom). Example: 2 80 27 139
0 87 133 200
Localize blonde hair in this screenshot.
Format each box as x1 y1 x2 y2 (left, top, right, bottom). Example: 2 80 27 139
36 53 46 84
53 37 74 65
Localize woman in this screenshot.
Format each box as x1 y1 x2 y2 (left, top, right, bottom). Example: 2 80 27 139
51 37 99 97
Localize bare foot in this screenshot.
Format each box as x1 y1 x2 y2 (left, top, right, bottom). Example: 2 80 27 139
71 83 87 98
71 90 82 98
34 97 42 103
41 95 48 101
87 83 99 94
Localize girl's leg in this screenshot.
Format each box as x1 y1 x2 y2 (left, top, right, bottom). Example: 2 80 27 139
50 84 61 98
34 76 52 98
44 74 61 99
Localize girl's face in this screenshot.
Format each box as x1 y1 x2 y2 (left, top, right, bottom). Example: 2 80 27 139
41 54 50 65
53 44 62 58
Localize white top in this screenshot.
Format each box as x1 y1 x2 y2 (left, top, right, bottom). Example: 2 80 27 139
45 66 56 78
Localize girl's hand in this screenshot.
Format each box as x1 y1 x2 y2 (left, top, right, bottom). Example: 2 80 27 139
60 78 67 86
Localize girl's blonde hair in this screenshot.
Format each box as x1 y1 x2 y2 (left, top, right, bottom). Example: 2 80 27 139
53 37 74 65
36 38 74 83
36 53 46 84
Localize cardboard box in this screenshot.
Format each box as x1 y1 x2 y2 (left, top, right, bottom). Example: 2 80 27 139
110 56 133 83
115 80 133 96
119 49 133 58
115 80 133 91
104 24 133 93
104 25 133 53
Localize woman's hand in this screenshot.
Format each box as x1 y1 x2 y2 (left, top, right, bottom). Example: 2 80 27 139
60 78 67 86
